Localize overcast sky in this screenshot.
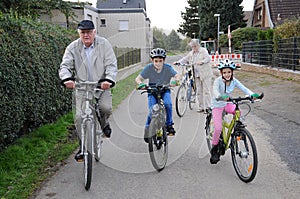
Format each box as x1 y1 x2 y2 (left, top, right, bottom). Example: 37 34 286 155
70 0 254 31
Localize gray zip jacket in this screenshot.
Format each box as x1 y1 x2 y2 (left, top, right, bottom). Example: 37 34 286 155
59 35 118 83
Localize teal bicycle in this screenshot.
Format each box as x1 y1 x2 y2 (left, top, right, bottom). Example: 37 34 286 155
175 63 197 117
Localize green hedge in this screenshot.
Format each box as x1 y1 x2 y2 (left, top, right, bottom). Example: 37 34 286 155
0 14 77 150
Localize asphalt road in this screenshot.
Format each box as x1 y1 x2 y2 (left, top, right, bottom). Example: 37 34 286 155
32 55 300 199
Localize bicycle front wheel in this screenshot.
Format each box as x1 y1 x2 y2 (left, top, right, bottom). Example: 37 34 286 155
204 110 213 151
94 121 103 162
230 128 258 183
83 120 93 190
175 84 188 117
148 117 168 171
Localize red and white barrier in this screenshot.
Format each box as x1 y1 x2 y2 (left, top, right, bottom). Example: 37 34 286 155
211 54 242 67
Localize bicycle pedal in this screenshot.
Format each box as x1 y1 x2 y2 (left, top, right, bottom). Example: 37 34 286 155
75 158 84 163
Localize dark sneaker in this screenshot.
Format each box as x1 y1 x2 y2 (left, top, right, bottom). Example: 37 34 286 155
103 124 112 138
144 127 149 143
74 150 83 162
166 125 176 136
210 145 220 164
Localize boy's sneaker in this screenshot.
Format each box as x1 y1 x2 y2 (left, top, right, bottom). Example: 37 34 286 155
166 125 176 136
210 145 220 164
74 150 84 162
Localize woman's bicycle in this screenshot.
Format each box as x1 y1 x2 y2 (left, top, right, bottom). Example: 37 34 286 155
138 84 169 171
204 93 264 183
175 63 197 117
74 81 108 190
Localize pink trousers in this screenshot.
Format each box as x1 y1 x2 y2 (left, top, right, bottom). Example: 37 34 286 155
211 103 236 145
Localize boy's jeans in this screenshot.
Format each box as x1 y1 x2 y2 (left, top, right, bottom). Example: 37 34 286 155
145 90 173 127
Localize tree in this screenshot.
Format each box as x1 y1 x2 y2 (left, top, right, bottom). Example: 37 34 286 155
0 0 75 22
166 30 181 51
198 0 246 41
153 27 168 49
178 0 199 38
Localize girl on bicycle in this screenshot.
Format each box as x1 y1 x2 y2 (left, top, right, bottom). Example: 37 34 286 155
135 48 181 142
210 59 260 164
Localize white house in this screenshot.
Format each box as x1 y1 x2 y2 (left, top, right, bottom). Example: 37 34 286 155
84 0 153 63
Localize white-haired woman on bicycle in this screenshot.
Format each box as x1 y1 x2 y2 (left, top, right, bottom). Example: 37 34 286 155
210 59 260 164
173 38 213 113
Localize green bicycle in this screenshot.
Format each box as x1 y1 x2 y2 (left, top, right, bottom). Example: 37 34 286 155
205 93 264 183
138 84 169 171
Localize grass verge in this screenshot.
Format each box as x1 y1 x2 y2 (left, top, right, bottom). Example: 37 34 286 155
0 69 141 199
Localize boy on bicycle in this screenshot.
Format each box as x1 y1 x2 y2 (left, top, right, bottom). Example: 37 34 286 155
135 48 181 142
210 59 260 164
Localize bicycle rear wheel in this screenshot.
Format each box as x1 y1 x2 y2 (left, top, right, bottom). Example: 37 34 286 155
175 84 188 117
230 128 258 183
204 110 213 151
148 117 168 171
83 120 93 190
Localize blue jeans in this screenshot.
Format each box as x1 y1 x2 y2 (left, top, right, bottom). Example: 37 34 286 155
146 90 173 127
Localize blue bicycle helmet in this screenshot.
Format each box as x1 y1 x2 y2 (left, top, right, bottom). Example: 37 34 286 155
218 59 236 70
150 48 166 58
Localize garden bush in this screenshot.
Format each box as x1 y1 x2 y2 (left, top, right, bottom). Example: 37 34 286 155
0 14 77 150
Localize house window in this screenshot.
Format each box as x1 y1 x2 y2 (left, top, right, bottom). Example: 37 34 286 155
119 20 129 31
100 19 106 27
257 8 262 21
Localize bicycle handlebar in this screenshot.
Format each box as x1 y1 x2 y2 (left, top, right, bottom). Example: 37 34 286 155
61 78 115 88
137 84 170 95
216 93 264 103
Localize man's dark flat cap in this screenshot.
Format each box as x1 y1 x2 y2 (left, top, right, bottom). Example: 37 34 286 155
78 20 95 30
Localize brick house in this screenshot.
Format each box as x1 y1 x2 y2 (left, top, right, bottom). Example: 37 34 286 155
250 0 300 28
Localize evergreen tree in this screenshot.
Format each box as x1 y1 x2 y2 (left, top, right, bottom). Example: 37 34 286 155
179 0 246 40
178 0 199 38
198 0 246 40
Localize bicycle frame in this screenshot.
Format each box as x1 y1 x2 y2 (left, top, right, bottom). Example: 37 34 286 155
181 64 196 93
221 109 241 150
77 82 98 157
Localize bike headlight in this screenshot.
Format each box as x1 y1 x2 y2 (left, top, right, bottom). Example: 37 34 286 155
152 104 160 112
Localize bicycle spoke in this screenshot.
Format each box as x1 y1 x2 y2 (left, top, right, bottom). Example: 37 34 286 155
231 128 258 183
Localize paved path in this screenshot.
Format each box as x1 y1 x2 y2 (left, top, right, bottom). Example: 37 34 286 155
32 55 300 199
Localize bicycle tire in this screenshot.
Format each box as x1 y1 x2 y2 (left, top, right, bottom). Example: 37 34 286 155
83 150 92 190
94 120 103 162
83 120 93 190
148 117 168 171
175 83 188 117
204 111 213 152
230 128 258 183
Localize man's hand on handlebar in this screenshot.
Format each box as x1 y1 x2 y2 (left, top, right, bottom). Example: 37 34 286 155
99 81 112 90
64 80 75 89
